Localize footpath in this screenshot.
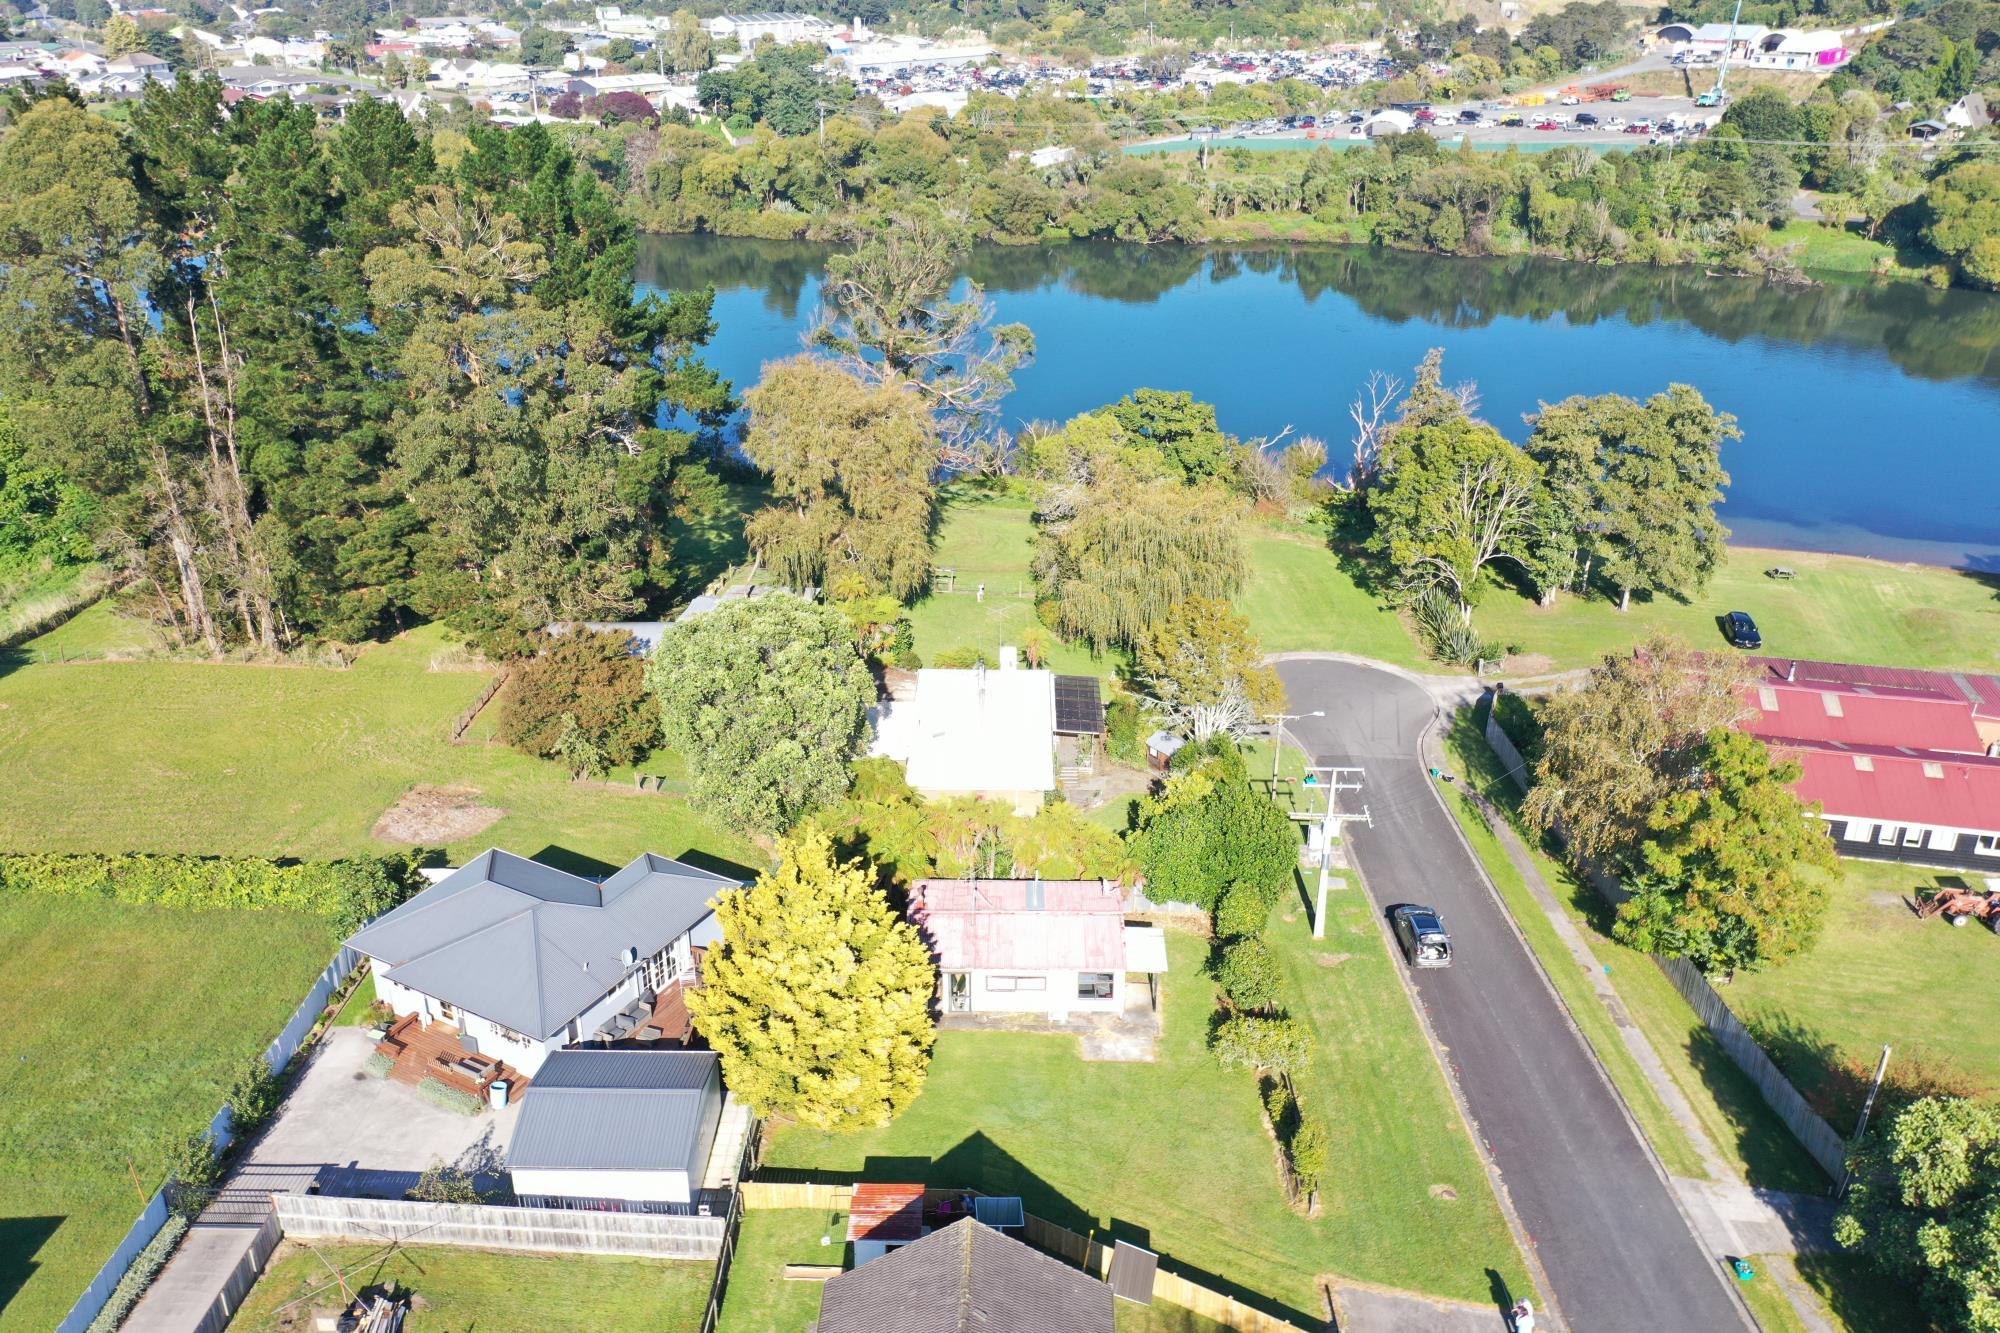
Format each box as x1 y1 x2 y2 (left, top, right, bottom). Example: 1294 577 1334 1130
1423 716 1841 1333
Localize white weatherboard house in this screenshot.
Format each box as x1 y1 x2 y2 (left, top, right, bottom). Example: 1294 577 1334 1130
909 879 1168 1021
347 849 735 1077
870 655 1058 814
509 1049 724 1211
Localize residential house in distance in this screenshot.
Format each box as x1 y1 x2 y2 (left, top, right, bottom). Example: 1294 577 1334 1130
909 878 1168 1020
1738 656 2000 870
819 1218 1116 1333
347 849 735 1087
703 11 839 46
508 1049 726 1212
871 651 1103 814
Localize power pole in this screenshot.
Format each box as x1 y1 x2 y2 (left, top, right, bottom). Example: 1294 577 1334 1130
1289 766 1368 939
815 98 830 140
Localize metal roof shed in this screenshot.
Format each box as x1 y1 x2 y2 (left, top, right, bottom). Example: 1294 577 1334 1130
508 1049 723 1210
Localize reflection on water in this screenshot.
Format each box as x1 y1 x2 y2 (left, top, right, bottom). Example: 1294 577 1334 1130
636 235 2000 564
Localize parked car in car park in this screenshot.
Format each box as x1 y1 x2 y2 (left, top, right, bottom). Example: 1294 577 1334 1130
1391 906 1453 968
1575 112 1599 125
1559 93 1581 105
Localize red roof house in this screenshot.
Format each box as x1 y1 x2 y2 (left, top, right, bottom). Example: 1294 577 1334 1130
908 880 1167 1021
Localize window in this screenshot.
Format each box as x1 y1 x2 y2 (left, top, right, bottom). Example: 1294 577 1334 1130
1852 754 1874 772
1923 762 1945 779
644 945 679 992
1844 822 1875 842
1976 835 2000 857
985 976 1046 992
1878 825 1899 845
1757 687 1779 712
1822 692 1844 717
1904 827 1926 847
1078 972 1115 1000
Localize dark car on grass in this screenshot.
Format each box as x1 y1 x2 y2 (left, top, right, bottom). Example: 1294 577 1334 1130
1391 905 1453 968
1725 610 1762 649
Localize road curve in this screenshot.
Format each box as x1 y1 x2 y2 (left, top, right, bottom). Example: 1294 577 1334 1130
1278 657 1752 1333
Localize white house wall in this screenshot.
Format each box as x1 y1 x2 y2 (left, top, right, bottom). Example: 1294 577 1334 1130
510 1166 693 1206
959 968 1123 1018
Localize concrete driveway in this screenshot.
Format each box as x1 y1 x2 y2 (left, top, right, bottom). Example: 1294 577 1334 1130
1277 657 1753 1333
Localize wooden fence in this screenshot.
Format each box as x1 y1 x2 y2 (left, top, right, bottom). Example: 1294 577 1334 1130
740 1183 1309 1331
274 1194 727 1260
1481 698 1852 1188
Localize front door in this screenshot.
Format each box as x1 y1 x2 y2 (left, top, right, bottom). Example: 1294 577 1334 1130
948 973 969 1012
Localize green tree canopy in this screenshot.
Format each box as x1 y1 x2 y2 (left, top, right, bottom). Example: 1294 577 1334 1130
1614 728 1838 975
1131 739 1297 914
742 356 937 600
497 628 661 772
686 823 936 1131
1836 1095 2000 1332
1522 637 1754 869
1133 594 1284 742
1368 413 1541 620
646 593 875 833
1034 477 1244 650
1104 389 1240 484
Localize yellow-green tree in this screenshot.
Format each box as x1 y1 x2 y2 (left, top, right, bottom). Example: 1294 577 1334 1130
103 13 144 55
687 825 936 1131
1134 594 1284 742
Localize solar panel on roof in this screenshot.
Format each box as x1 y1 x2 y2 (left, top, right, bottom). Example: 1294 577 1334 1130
1109 1241 1157 1304
1054 675 1106 735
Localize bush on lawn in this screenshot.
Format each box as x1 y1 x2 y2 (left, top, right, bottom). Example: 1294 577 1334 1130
1210 1014 1312 1075
1213 938 1283 1012
162 1130 224 1214
1132 739 1297 914
408 1158 485 1203
0 852 422 933
85 1213 191 1333
361 1051 394 1079
1289 1115 1329 1198
225 1051 284 1135
1261 1077 1299 1140
417 1076 485 1116
1213 880 1272 940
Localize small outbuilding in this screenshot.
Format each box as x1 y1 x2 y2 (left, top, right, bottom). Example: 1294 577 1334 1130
846 1181 927 1267
819 1218 1115 1333
1358 108 1414 137
508 1049 723 1212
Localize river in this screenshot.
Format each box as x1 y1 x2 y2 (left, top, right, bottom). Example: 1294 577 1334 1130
635 235 2000 569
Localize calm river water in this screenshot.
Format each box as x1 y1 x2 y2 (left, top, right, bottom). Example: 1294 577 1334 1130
635 235 2000 568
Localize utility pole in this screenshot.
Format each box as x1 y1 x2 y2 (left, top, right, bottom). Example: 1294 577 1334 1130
815 98 829 140
1266 711 1324 789
1289 766 1368 938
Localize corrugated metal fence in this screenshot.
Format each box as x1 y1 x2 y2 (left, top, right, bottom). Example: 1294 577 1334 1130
54 947 363 1333
739 1183 1310 1330
1481 700 1852 1188
274 1194 728 1260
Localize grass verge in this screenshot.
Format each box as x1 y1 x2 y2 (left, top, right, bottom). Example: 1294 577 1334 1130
719 1209 845 1333
230 1242 712 1331
0 897 341 1332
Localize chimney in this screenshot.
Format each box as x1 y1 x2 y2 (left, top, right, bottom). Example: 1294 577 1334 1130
1787 661 1797 682
1000 645 1019 671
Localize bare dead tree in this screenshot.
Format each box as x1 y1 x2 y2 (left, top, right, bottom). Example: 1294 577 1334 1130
1347 370 1402 489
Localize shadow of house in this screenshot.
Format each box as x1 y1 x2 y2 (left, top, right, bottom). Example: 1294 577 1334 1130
0 1216 61 1318
525 845 619 879
674 848 763 885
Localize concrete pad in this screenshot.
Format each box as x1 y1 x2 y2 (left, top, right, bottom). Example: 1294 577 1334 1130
1673 1178 1839 1257
1332 1284 1511 1332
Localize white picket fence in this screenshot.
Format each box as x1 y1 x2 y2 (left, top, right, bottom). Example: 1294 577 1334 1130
274 1194 728 1260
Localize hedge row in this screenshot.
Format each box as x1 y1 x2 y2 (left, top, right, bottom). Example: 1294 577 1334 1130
0 852 423 934
417 1076 485 1116
85 1214 191 1333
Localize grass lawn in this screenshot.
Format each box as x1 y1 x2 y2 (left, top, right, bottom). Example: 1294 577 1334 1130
1237 521 1427 668
0 622 759 871
1440 707 1827 1194
763 927 1528 1320
230 1242 712 1331
905 490 1111 677
0 896 341 1332
1725 858 2000 1126
718 1209 844 1333
329 970 378 1026
1769 221 1904 277
1475 545 2000 674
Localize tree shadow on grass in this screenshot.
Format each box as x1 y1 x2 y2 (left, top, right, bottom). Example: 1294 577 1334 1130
527 845 619 879
0 1216 61 1319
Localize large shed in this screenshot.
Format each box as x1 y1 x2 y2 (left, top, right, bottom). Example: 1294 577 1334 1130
508 1049 723 1211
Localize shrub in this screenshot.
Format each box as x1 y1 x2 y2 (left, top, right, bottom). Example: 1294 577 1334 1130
1105 689 1145 766
931 646 988 669
1261 1078 1298 1140
1209 1014 1312 1075
408 1158 485 1203
1132 740 1297 913
1212 880 1271 940
416 1076 485 1116
0 852 420 933
1213 937 1283 1012
85 1214 190 1333
1411 587 1496 667
1290 1115 1330 1196
361 1051 394 1079
225 1052 284 1135
498 628 660 770
161 1130 223 1213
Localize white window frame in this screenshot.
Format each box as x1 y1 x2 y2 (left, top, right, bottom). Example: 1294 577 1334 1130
1975 835 2000 856
1877 824 1899 846
1852 754 1874 772
1077 972 1116 1000
1903 826 1926 847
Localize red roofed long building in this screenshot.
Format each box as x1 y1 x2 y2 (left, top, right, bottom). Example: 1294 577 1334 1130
908 879 1168 1021
1738 656 2000 869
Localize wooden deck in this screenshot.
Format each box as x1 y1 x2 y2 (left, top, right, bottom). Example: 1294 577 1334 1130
376 1015 528 1101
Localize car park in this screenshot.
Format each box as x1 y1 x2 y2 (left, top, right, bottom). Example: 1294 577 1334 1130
1391 906 1453 968
1725 611 1763 649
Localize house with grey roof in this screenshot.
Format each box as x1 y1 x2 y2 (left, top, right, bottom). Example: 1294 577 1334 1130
509 1049 723 1211
818 1218 1115 1333
347 848 736 1077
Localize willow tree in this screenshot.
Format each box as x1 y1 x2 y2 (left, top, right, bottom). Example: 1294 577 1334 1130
741 356 937 600
1033 477 1244 651
687 824 936 1131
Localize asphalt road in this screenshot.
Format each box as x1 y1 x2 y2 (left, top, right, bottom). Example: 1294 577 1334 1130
1278 658 1751 1333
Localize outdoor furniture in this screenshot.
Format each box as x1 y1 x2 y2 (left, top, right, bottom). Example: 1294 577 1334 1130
1766 566 1796 579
